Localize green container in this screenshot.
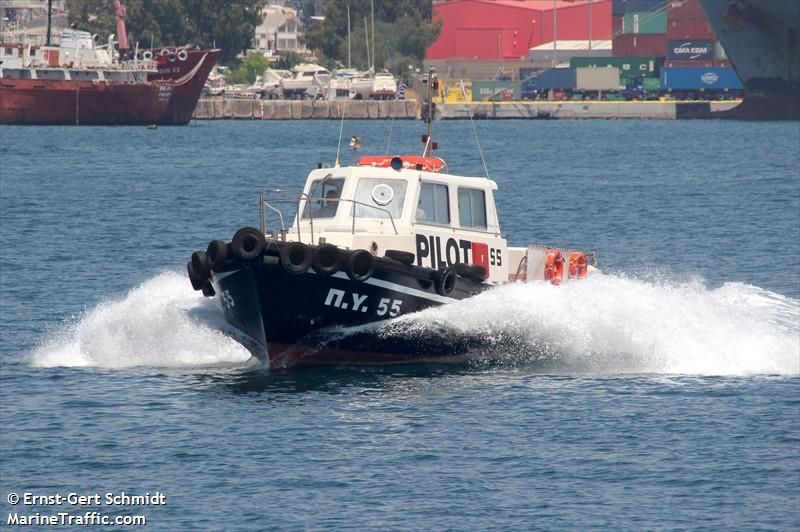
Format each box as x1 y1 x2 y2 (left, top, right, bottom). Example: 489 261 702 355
642 77 661 91
570 56 664 79
471 81 521 102
623 11 667 34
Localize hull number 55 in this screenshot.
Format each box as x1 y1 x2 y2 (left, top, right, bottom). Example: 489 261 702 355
324 288 403 317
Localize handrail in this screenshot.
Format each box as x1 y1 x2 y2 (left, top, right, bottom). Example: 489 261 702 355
258 188 399 244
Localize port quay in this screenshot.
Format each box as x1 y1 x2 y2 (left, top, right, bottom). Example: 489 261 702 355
191 98 740 120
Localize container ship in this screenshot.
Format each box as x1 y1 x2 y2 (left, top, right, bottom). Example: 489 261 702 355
698 0 799 119
0 33 173 125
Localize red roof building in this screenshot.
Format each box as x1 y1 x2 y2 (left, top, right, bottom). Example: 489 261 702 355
426 0 613 60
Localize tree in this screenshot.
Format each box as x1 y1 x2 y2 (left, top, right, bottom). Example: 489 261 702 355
66 0 263 64
303 0 440 73
225 53 269 85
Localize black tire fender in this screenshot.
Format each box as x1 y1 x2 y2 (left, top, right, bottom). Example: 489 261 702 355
279 242 313 275
191 251 210 281
384 249 415 265
345 249 375 282
231 227 266 261
454 263 488 282
187 261 204 291
434 267 456 296
206 239 228 271
312 243 342 276
201 283 215 297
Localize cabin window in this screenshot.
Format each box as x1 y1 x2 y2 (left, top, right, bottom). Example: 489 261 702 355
352 178 407 219
416 182 450 225
302 177 344 219
458 187 487 229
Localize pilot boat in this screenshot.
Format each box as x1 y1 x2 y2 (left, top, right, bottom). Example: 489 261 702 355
187 71 595 368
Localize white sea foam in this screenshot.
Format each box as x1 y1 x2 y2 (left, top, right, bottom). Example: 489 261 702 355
30 271 251 369
31 270 799 375
385 274 800 375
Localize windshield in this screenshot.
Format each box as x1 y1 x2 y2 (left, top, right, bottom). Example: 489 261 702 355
302 177 344 219
352 178 407 219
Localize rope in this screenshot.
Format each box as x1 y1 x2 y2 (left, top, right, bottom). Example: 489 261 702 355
460 79 490 180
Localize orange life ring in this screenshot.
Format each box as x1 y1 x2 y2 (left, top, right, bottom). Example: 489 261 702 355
544 249 564 285
569 251 588 279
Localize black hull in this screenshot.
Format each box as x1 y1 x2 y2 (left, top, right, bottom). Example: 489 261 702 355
208 243 490 368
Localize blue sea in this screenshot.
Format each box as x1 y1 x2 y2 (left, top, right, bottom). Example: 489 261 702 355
1 119 799 530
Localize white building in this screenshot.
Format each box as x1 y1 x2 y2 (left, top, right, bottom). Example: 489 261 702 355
253 5 306 55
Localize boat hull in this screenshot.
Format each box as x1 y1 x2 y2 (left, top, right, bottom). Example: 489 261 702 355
0 78 173 125
149 48 220 125
207 243 490 368
698 0 800 119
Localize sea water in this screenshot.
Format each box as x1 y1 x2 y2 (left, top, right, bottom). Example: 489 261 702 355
1 120 798 530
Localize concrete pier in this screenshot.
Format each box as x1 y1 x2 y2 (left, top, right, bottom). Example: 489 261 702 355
192 98 740 120
193 99 418 120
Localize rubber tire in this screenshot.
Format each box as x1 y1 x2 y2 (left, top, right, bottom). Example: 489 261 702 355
191 251 210 281
434 267 456 296
206 239 228 272
231 227 266 261
187 261 204 291
345 250 375 282
384 249 414 265
312 244 342 276
454 263 488 282
279 242 313 275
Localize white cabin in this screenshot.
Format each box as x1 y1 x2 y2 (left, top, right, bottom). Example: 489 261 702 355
261 154 594 286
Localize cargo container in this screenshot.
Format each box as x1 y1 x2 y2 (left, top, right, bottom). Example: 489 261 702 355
661 67 743 91
533 68 577 90
471 80 521 101
570 56 663 79
666 19 714 40
666 39 714 60
613 34 667 56
576 67 621 90
623 11 667 34
613 0 666 14
613 14 624 35
665 0 706 21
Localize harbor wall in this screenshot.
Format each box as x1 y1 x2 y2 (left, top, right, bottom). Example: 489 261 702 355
192 98 740 120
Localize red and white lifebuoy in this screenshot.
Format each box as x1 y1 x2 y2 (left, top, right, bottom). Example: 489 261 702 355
544 249 564 285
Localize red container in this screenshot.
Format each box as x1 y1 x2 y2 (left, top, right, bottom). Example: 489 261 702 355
667 0 707 21
665 59 713 68
613 14 624 36
667 18 715 40
613 34 667 57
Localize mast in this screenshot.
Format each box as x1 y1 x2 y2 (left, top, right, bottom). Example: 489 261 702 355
347 5 351 69
422 67 436 157
114 0 129 51
45 0 52 46
370 0 375 71
363 16 370 72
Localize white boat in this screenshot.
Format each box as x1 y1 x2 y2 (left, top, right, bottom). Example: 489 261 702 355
279 63 330 98
351 71 398 100
187 70 596 368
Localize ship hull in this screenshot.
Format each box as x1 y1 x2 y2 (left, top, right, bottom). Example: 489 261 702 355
698 0 800 120
203 242 490 369
149 48 220 125
0 78 173 125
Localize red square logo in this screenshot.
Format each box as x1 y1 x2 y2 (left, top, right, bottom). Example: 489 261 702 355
471 242 489 271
